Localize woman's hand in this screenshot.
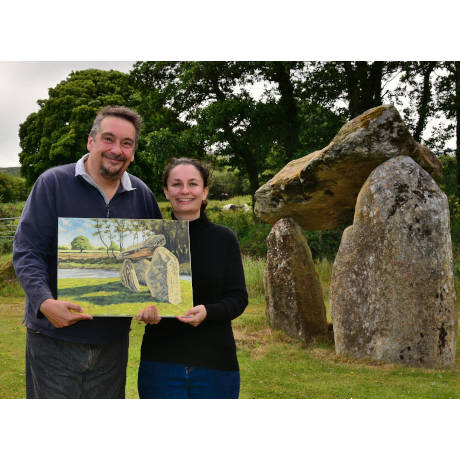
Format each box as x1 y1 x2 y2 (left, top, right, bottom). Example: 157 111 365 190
136 304 161 325
177 304 207 327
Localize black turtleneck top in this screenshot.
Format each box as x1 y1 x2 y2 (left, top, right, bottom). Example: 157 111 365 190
140 212 248 371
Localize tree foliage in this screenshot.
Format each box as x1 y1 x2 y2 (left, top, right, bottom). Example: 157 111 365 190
0 173 29 203
130 61 345 197
19 69 135 186
71 235 92 252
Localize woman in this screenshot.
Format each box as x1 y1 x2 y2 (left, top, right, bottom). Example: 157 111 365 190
137 157 248 398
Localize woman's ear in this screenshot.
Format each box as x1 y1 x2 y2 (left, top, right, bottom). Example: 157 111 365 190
163 187 169 201
203 186 209 201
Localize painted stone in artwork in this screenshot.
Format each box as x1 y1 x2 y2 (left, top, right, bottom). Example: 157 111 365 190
120 259 140 293
122 234 166 259
146 247 181 304
330 156 457 368
134 258 151 285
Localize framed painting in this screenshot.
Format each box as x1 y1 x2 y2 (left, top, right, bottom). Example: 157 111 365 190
57 217 193 317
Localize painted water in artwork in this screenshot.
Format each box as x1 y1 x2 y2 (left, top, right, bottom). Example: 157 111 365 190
57 217 193 317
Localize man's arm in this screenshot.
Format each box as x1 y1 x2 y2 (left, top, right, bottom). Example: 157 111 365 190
13 173 91 327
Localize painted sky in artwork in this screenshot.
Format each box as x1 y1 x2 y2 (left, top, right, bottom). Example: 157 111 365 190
58 217 153 248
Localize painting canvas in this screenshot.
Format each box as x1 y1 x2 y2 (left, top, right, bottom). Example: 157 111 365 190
57 217 193 317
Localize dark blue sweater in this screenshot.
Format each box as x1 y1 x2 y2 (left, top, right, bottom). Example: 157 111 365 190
13 162 161 344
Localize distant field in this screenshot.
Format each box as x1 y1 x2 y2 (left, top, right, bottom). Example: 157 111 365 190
0 167 20 177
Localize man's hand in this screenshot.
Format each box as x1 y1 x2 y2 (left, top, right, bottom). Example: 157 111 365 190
39 299 93 328
177 305 207 327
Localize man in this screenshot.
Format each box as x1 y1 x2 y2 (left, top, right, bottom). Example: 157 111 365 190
13 106 162 398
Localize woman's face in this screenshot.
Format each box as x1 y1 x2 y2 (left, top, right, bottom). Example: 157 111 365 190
164 164 209 220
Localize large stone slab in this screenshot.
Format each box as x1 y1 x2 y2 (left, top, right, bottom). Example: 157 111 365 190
330 156 457 368
145 247 181 304
264 218 328 341
254 105 442 230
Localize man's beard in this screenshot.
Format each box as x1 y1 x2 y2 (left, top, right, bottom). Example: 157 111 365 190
100 153 127 181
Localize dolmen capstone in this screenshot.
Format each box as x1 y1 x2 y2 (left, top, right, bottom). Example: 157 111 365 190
254 105 442 230
120 235 181 304
330 156 457 368
264 218 328 342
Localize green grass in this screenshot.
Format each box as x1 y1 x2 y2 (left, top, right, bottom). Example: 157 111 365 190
58 277 193 317
1 255 459 399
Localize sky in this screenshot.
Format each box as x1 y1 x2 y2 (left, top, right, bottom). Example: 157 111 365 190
0 61 136 167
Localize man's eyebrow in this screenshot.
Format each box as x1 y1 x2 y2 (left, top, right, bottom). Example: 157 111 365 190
101 131 134 141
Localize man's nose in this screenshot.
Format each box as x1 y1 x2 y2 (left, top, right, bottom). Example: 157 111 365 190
110 141 123 155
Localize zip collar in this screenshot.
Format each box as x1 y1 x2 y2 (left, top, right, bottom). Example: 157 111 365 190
75 153 136 204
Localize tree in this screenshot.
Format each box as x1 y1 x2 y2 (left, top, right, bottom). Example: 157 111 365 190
18 69 135 187
389 61 438 142
434 61 460 196
0 173 29 202
130 61 344 198
71 235 92 253
91 218 110 256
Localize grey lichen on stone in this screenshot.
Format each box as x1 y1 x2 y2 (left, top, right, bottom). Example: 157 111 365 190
329 156 457 368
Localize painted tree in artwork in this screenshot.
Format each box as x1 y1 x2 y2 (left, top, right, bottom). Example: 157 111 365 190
71 235 92 253
91 218 110 255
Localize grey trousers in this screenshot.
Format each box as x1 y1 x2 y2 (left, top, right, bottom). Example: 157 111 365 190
25 329 129 399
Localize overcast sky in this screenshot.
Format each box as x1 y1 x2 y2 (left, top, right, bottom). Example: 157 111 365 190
0 61 136 167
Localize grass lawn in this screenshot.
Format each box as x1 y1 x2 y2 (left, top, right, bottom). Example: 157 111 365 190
1 297 458 399
1 250 459 399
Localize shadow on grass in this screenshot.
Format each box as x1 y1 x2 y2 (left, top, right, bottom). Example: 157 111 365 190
59 281 154 305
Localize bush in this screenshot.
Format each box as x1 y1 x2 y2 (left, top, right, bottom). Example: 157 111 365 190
0 173 29 203
208 168 250 199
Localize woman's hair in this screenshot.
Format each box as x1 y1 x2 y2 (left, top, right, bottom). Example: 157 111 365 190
162 157 211 210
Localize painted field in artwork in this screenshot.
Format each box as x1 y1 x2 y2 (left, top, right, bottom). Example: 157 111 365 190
57 277 193 317
57 217 193 316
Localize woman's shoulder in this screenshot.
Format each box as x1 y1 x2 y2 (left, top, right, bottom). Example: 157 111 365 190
206 221 237 240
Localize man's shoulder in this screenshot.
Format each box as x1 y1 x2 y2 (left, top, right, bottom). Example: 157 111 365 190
127 173 153 194
39 163 76 181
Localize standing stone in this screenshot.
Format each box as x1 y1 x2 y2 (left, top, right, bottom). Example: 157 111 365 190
330 156 457 368
120 259 140 292
145 247 181 304
264 218 328 341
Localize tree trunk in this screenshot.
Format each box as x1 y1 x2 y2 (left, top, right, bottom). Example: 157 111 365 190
414 61 436 142
455 61 460 198
344 61 384 118
271 62 301 161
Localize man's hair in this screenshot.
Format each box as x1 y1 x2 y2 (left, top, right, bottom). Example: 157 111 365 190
90 106 142 148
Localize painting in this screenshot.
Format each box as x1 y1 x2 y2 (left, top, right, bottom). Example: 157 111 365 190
57 217 193 317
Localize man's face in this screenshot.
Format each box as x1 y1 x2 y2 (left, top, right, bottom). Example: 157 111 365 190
87 116 136 181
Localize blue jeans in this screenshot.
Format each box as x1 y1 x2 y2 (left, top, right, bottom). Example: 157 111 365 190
25 329 129 399
138 360 240 399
